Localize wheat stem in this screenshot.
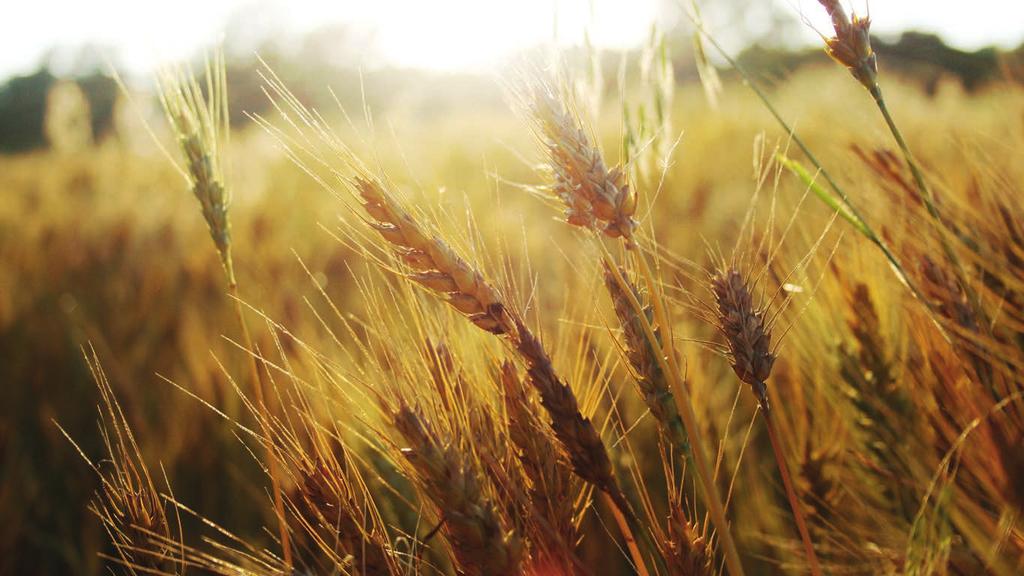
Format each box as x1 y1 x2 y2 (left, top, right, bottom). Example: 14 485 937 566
228 281 293 570
676 3 954 341
760 400 822 576
602 247 746 576
602 491 652 576
868 86 986 327
629 249 747 576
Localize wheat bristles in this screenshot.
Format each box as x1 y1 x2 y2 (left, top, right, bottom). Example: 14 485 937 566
60 350 175 574
296 454 394 575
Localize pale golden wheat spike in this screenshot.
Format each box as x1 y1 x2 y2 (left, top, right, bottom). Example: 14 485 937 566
354 175 508 335
392 405 524 576
157 56 234 280
527 85 637 239
159 56 293 567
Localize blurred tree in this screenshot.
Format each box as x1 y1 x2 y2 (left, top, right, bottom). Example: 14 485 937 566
0 64 118 154
77 72 119 142
0 68 55 153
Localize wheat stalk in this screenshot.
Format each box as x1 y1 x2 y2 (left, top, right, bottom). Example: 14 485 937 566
815 0 987 333
354 170 650 575
157 54 292 569
603 263 690 460
525 78 745 576
711 267 822 576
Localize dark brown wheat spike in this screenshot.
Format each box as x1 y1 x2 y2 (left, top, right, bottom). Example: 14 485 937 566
711 267 775 407
712 267 823 575
392 404 524 576
795 443 842 529
423 341 528 528
499 361 580 574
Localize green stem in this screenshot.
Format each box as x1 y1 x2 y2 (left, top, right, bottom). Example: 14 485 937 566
869 85 987 330
680 5 954 340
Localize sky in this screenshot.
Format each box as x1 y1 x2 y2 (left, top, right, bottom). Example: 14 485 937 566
2 0 1023 78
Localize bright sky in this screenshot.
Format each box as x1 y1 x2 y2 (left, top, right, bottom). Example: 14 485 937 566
2 0 1023 78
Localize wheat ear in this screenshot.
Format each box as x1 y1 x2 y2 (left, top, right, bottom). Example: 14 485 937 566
392 404 524 576
528 81 745 576
157 56 292 568
354 172 650 575
711 267 821 576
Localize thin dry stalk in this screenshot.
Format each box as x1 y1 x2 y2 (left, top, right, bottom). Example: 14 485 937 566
711 267 821 576
815 0 987 329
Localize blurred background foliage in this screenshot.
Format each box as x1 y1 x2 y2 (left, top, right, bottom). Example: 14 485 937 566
3 23 1024 154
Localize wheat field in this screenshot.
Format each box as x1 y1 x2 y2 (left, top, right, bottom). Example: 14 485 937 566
2 5 1024 575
